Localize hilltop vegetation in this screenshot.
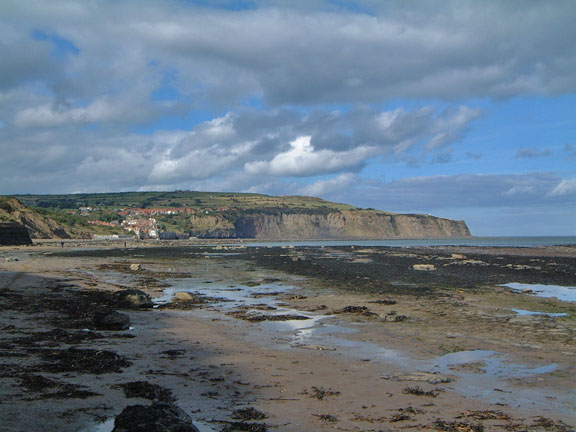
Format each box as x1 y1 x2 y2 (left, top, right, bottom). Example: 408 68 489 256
15 191 368 213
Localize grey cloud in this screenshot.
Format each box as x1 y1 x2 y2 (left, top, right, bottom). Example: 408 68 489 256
563 144 576 158
465 152 482 160
2 0 575 113
0 35 58 91
515 148 552 159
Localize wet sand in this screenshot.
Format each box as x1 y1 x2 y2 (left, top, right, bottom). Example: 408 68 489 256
0 243 575 432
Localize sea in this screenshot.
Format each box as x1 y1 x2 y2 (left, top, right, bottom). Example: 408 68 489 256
233 236 576 248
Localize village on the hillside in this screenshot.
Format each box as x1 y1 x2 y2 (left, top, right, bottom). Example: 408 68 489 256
81 206 234 239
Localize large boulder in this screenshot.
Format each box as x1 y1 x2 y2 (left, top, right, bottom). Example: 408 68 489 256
114 289 154 309
173 292 195 301
94 310 131 331
113 403 200 432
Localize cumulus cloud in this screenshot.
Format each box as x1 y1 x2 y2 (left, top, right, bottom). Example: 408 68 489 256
245 136 377 176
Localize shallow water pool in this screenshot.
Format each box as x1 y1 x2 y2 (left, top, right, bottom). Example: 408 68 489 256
503 282 576 302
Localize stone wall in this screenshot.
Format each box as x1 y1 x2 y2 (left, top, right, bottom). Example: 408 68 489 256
0 222 33 246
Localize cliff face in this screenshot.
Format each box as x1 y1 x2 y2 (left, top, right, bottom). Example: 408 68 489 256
190 210 470 239
0 197 73 239
188 215 236 239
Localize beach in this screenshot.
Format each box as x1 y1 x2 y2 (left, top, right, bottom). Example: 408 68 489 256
0 242 575 432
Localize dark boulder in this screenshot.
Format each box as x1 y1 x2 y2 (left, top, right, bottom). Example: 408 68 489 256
114 289 153 309
113 403 200 432
94 310 131 331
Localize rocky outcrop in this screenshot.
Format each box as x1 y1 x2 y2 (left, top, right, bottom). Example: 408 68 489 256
93 310 131 331
113 289 154 309
190 210 470 239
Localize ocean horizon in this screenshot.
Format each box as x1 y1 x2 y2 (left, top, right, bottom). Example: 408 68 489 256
233 236 576 248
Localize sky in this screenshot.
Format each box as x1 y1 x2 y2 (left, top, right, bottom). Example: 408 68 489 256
1 0 575 236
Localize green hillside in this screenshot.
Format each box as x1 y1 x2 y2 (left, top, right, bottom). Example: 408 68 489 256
15 191 373 213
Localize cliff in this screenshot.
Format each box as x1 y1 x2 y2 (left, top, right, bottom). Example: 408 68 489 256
0 197 74 239
7 191 472 240
190 210 470 239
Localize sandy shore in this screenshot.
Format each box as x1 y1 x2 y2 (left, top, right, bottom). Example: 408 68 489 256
0 243 575 432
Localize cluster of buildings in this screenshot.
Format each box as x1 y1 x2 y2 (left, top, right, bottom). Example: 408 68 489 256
121 217 159 239
84 206 238 240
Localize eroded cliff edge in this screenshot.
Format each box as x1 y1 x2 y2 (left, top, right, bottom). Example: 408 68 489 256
189 210 470 239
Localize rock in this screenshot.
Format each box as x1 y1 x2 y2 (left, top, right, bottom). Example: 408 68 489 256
384 314 408 322
129 263 142 271
413 264 436 271
334 305 375 315
451 254 466 259
113 403 200 432
294 344 337 351
94 310 130 331
114 381 175 402
232 408 267 421
173 292 194 301
114 289 153 309
381 372 453 385
4 257 19 262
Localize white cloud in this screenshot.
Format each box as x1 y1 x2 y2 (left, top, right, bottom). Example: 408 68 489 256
550 178 576 196
245 136 377 176
300 173 360 196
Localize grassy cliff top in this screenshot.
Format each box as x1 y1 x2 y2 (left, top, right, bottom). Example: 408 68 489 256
14 191 393 214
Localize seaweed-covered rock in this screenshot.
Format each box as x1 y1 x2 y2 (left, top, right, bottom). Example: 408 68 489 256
114 381 175 402
38 347 131 374
232 408 267 421
113 403 200 432
114 289 153 309
94 310 131 331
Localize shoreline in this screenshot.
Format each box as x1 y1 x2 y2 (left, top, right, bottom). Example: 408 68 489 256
1 243 575 431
